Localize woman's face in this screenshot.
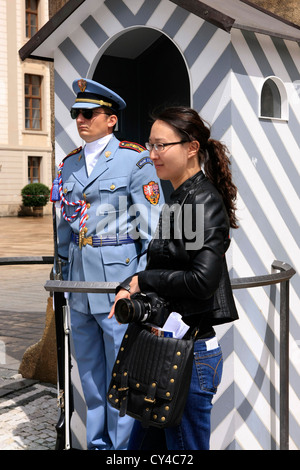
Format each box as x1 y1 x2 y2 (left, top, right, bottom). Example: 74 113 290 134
148 120 200 189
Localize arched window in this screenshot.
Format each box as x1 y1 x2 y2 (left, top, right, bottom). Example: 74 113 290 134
260 77 288 120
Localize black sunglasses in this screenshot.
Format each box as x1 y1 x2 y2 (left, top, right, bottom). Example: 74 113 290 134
70 108 109 120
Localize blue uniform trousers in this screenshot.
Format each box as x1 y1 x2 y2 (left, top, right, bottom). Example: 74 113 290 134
70 307 134 450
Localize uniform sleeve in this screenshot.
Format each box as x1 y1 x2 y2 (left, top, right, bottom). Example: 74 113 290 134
137 192 228 300
53 162 72 280
129 151 164 271
54 202 71 280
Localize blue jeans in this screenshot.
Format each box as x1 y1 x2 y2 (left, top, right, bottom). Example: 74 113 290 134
127 337 223 451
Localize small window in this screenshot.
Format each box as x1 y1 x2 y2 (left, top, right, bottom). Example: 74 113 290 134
260 76 288 120
261 79 281 118
28 156 41 183
25 74 42 130
26 0 39 38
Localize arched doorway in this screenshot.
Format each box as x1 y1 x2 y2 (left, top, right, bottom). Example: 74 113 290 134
93 27 190 145
92 27 190 200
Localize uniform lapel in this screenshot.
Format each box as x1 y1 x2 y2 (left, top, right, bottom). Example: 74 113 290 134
83 135 119 189
70 149 88 186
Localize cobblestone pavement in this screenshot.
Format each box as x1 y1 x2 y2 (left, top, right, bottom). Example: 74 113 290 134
0 215 58 450
0 377 57 450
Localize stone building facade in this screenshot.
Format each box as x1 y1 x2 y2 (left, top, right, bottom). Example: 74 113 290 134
0 0 52 216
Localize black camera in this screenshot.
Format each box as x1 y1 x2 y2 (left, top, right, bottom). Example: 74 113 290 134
114 292 169 326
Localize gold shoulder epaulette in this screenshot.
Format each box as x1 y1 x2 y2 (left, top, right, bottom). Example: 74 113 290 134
63 146 82 161
119 141 146 153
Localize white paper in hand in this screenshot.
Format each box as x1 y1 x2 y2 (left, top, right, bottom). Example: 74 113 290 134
162 312 189 339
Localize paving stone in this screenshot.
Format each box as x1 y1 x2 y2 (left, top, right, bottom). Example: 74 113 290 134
0 216 58 450
0 383 57 450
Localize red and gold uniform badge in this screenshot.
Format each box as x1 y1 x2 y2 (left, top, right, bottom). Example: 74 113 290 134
143 181 160 205
77 79 87 92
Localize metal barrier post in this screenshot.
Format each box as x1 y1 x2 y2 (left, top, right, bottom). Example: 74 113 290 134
273 263 290 451
231 261 295 450
279 277 289 450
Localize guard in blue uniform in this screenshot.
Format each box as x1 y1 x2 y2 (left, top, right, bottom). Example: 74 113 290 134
51 78 164 450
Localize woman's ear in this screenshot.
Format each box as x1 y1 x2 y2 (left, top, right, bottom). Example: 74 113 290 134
188 140 200 158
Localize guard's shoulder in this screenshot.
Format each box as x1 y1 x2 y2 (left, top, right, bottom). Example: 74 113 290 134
63 146 83 162
119 141 146 153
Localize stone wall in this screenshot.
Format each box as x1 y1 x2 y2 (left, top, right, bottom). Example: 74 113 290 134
246 0 300 25
49 0 69 17
49 0 300 25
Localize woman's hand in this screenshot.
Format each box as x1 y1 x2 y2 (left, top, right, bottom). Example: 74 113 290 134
108 275 140 319
128 275 140 295
108 288 130 319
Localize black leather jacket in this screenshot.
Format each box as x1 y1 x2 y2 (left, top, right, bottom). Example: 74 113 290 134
137 171 238 332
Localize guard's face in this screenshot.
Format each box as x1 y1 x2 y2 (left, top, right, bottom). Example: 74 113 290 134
75 108 117 143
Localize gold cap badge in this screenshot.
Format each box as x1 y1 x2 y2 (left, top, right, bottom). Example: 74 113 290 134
77 79 87 92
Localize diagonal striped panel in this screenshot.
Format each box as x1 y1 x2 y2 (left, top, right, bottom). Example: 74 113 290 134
52 0 300 449
105 0 161 26
228 28 300 450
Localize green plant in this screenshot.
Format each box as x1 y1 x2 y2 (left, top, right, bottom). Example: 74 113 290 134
21 183 50 207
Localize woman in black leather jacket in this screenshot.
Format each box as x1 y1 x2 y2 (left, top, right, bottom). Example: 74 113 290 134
109 106 238 450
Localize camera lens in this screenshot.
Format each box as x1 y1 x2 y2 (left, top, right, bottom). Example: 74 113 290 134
115 298 135 323
115 297 149 324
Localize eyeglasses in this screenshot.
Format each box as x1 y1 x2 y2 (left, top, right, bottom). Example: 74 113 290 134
145 141 187 152
70 108 109 120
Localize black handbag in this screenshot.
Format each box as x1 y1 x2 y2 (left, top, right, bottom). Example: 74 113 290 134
107 322 196 428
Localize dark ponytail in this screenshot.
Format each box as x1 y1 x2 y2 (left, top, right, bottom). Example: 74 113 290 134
204 138 238 229
151 106 238 229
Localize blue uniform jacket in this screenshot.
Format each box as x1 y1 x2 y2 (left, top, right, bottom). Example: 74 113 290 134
56 135 164 314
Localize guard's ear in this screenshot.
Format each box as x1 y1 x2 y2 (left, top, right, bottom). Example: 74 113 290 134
107 114 118 129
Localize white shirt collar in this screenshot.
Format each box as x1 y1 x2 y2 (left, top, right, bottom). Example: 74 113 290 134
84 134 113 176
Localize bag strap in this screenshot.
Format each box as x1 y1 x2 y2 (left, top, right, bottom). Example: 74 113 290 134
182 326 199 340
141 382 157 428
118 370 129 417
